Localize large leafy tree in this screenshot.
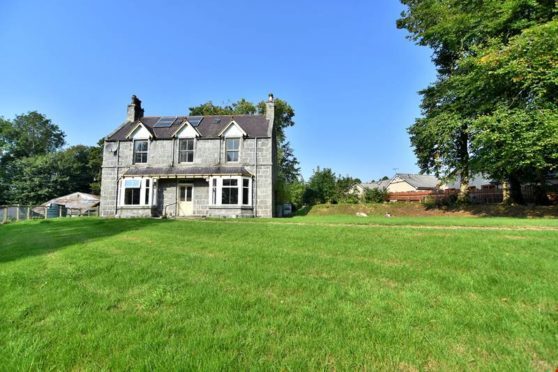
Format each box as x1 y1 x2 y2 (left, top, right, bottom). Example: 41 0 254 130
305 167 338 205
0 112 102 204
398 0 557 203
189 97 301 202
1 111 65 161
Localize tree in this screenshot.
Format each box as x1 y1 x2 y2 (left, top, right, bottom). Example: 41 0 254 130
1 111 65 162
398 0 557 204
306 167 337 204
0 112 66 204
189 97 301 203
3 145 102 204
364 188 388 203
335 175 361 203
88 139 104 195
0 111 103 204
4 153 68 204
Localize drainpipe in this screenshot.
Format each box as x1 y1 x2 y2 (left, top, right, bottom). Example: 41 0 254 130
115 141 121 216
171 138 175 167
254 137 258 217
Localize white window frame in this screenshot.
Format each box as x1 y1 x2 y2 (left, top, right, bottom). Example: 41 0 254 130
208 176 252 207
133 139 149 164
178 138 195 163
225 138 241 163
121 177 154 206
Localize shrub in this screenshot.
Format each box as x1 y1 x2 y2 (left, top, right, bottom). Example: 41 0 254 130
364 188 388 203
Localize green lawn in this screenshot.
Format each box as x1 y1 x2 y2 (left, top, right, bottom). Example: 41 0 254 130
1 217 557 370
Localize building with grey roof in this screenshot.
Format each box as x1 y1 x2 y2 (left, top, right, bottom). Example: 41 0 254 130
100 94 277 218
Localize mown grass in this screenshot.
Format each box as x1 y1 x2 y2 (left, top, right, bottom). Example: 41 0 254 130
1 217 557 370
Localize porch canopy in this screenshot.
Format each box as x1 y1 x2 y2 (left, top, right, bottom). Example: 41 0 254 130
123 166 252 179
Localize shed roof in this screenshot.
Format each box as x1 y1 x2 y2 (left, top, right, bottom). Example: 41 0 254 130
42 192 100 209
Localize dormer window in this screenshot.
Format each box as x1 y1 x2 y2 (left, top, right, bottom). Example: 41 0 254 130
179 138 195 163
133 140 148 163
225 138 240 162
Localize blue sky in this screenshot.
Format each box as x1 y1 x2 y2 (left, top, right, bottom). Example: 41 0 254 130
0 0 435 181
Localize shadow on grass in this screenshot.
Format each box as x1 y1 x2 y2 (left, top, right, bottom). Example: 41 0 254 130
0 218 172 264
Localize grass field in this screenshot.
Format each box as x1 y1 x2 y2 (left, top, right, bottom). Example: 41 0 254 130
1 217 557 370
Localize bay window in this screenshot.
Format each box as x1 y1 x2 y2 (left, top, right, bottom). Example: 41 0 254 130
242 179 250 205
122 178 154 206
222 179 238 204
209 177 252 207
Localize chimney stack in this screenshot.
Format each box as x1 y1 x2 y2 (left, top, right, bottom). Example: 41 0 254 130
127 95 144 122
265 93 275 127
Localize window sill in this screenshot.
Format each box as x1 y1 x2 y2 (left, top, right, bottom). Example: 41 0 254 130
120 205 154 209
209 205 253 210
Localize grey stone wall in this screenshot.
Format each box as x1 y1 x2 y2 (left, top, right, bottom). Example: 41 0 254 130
208 206 254 218
100 135 275 218
192 180 209 216
100 167 117 217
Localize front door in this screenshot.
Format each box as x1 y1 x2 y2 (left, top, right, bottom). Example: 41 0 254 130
178 184 194 216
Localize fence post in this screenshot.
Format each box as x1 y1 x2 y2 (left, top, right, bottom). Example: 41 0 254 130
45 206 48 219
59 206 62 218
27 206 31 220
2 207 7 223
16 204 20 221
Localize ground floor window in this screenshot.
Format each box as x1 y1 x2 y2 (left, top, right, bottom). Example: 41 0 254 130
222 179 238 204
209 176 252 207
243 179 250 205
122 178 155 206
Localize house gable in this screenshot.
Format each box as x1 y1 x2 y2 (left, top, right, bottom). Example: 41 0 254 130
126 122 152 140
219 121 246 137
173 121 200 138
387 177 417 192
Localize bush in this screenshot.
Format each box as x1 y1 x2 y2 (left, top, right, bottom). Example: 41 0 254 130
364 188 388 203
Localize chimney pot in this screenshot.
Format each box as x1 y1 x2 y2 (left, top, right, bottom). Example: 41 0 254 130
127 95 144 122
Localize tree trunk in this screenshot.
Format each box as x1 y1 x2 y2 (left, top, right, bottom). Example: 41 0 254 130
457 171 470 204
509 174 525 205
533 172 550 205
456 125 470 204
502 180 511 204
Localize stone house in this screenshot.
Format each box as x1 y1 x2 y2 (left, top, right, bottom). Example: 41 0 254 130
100 95 276 218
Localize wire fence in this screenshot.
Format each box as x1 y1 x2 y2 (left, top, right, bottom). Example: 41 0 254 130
0 205 99 223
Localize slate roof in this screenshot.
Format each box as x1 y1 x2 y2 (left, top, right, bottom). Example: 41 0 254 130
361 179 391 190
444 174 495 189
106 115 270 141
393 173 440 190
123 166 252 178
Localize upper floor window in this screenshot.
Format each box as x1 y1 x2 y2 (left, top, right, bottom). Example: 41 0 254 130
133 140 148 164
225 138 240 162
179 138 194 163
